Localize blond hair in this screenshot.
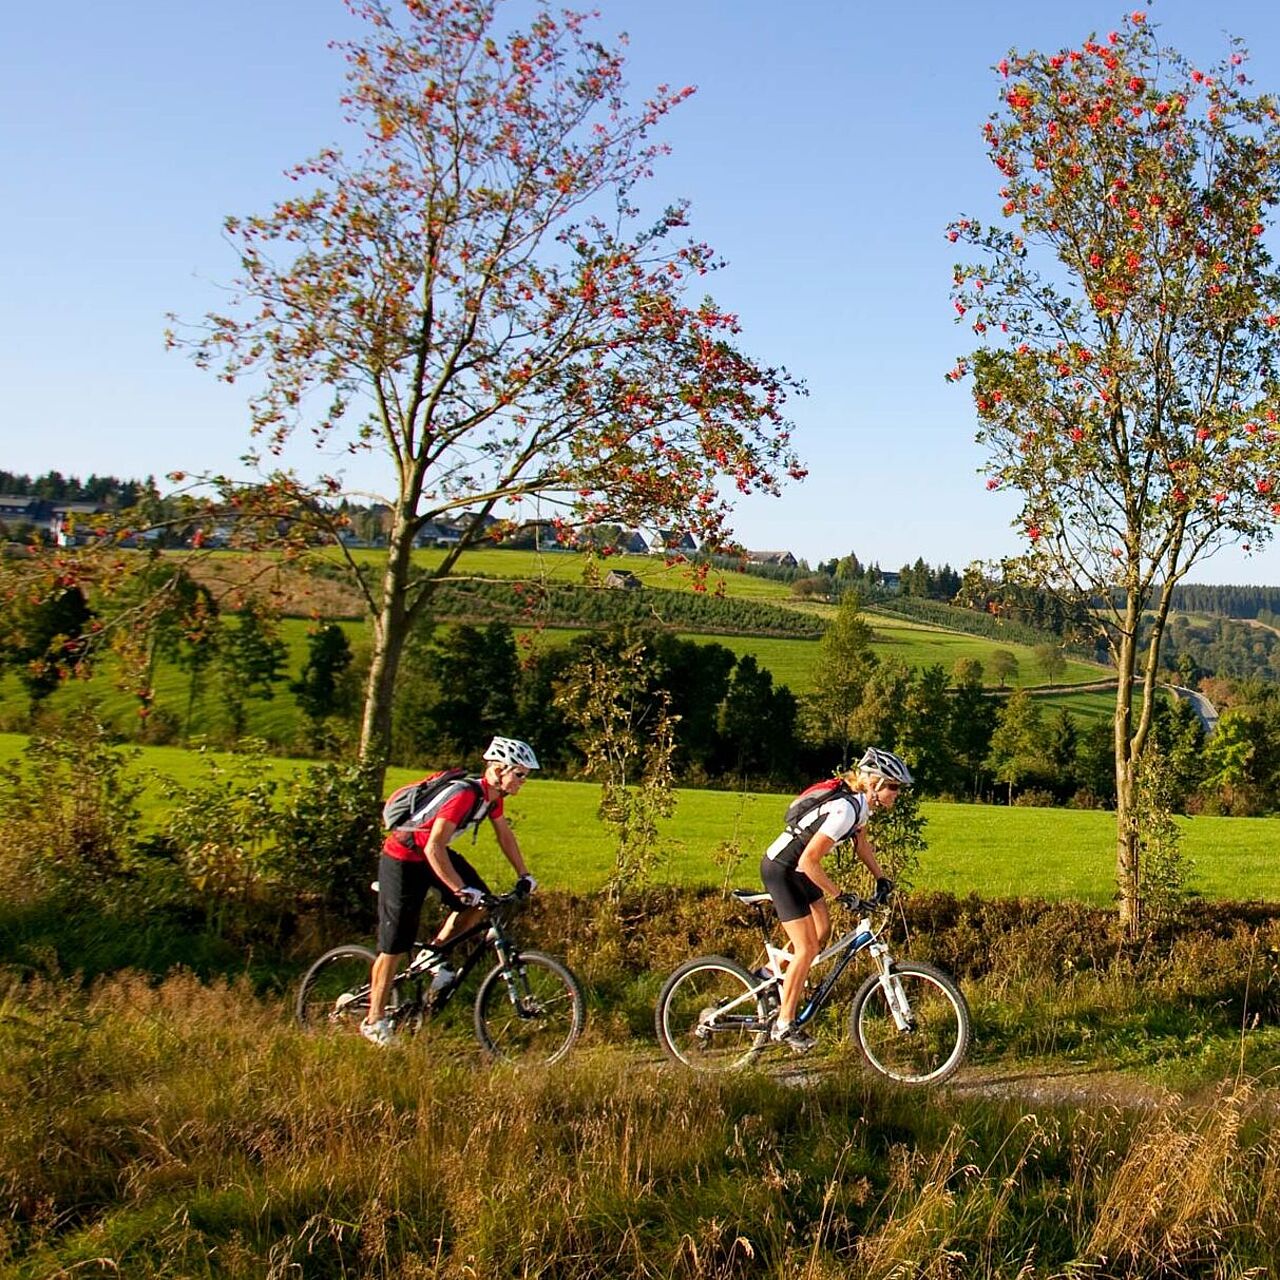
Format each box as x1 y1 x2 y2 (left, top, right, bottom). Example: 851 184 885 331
840 769 875 795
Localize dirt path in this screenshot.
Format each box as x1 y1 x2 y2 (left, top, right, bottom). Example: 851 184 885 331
948 1062 1177 1109
1238 616 1280 640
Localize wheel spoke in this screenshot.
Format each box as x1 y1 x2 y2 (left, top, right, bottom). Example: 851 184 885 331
656 958 768 1072
297 947 376 1033
852 964 969 1085
474 952 584 1065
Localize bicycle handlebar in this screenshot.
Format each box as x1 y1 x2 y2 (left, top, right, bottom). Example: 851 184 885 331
479 885 533 910
835 889 893 911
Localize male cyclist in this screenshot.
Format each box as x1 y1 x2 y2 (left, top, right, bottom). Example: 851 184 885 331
361 736 539 1047
759 746 910 1052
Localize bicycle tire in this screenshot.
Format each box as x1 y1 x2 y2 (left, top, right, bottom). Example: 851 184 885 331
473 950 585 1065
848 960 970 1085
296 944 378 1031
296 944 417 1036
655 955 769 1072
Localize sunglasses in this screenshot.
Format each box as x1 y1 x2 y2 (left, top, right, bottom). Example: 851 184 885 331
507 768 530 781
878 781 901 793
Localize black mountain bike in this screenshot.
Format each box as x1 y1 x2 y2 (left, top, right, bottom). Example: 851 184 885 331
655 889 970 1084
297 888 585 1065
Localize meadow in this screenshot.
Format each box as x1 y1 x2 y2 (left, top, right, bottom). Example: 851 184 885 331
6 976 1280 1280
0 733 1272 904
4 724 1280 1278
4 882 1280 1279
0 602 1117 742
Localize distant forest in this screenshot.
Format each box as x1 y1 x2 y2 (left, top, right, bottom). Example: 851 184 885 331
0 470 161 506
1168 583 1280 620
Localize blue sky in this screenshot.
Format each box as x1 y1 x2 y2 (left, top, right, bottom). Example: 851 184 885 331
5 0 1280 584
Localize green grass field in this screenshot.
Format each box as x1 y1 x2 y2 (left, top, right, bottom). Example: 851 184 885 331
0 600 1116 738
1026 687 1118 725
2 733 1271 905
0 617 372 742
869 617 1105 685
329 545 802 601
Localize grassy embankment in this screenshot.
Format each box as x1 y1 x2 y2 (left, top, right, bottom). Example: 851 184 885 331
5 979 1280 1279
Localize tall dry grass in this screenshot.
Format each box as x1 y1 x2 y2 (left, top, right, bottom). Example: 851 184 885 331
3 970 1280 1278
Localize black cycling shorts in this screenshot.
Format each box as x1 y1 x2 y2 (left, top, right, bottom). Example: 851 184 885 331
376 849 490 955
760 852 824 923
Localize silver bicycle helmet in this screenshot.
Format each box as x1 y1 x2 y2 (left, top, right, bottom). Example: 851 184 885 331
857 746 913 787
483 736 540 771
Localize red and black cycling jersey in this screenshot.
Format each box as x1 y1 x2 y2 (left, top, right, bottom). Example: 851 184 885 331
382 777 504 863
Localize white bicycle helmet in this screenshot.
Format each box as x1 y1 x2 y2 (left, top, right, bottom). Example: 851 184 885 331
857 746 913 787
483 736 540 771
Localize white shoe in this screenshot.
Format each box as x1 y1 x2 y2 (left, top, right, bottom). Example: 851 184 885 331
408 946 443 974
770 1021 816 1054
360 1017 395 1047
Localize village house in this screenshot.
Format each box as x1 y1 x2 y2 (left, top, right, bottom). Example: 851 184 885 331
651 529 699 556
745 549 798 568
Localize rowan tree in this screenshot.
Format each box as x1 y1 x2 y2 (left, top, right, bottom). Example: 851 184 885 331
170 0 802 771
948 11 1280 923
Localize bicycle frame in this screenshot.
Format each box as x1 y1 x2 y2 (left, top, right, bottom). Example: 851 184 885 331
723 899 903 1036
395 895 527 1018
658 891 969 1082
793 920 881 1028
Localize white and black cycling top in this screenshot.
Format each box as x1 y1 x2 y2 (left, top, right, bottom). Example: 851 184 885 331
763 792 869 871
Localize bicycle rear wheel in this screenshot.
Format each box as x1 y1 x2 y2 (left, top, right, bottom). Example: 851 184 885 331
473 951 585 1065
655 956 769 1072
296 945 378 1031
848 960 970 1085
296 944 417 1036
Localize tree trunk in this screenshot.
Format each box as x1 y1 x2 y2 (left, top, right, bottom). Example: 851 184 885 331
1113 600 1140 931
357 508 417 792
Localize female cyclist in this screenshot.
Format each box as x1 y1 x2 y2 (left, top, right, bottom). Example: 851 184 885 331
759 746 911 1051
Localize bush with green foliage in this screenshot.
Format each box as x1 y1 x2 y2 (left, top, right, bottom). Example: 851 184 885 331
269 758 383 925
0 716 143 904
158 742 281 933
555 633 679 898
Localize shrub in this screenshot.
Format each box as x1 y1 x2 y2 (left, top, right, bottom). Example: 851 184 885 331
1012 787 1058 808
136 706 181 746
269 758 383 926
158 741 281 935
0 716 143 906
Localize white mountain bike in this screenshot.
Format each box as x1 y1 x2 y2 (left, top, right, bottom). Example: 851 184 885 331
655 889 970 1084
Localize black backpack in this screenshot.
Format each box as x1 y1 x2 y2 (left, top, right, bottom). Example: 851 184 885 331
382 768 488 838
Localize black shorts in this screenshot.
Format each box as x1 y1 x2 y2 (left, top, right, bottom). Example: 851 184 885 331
376 849 490 955
760 853 824 923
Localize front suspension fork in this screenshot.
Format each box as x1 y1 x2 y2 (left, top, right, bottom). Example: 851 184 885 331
870 942 914 1031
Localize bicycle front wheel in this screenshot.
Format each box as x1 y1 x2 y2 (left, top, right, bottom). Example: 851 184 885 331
474 950 585 1065
655 956 769 1072
296 944 377 1031
849 960 970 1085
